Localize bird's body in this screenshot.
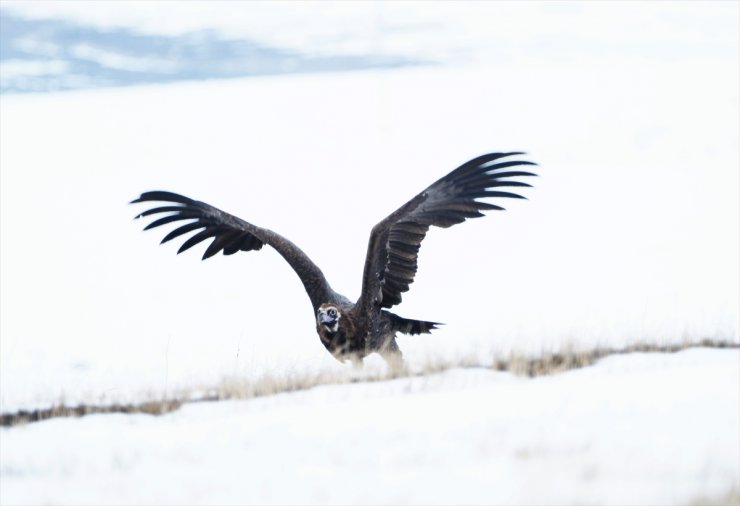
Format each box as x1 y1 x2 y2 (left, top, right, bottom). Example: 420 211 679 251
132 152 536 367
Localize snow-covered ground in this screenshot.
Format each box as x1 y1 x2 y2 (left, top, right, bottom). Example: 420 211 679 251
1 3 738 504
2 349 738 505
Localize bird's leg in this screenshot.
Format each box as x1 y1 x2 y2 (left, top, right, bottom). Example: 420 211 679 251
350 354 364 370
380 339 404 373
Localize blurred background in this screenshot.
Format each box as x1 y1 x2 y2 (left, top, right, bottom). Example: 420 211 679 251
1 1 738 410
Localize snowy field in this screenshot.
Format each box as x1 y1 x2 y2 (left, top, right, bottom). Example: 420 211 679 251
1 2 739 505
2 349 738 505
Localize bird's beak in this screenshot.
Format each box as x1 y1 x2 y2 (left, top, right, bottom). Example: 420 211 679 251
319 313 335 324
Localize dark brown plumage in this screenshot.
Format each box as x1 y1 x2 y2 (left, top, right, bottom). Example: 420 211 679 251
131 152 536 367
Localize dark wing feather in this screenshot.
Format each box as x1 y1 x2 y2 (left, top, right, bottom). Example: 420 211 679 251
358 152 536 312
131 191 335 310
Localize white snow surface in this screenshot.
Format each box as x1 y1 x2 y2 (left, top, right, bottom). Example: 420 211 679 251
1 349 738 505
0 4 739 503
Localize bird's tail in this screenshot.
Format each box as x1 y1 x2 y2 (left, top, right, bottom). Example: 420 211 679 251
386 312 443 335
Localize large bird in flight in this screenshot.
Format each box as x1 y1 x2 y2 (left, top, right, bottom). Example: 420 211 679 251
132 152 536 367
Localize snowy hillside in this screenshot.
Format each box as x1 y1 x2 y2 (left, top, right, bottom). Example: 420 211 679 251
1 0 737 412
1 60 737 412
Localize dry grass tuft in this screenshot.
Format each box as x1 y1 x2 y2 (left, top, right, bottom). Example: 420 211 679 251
2 338 737 427
689 487 740 506
1 399 184 427
493 338 737 378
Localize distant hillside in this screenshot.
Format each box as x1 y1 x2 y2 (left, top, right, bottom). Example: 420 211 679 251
0 11 421 93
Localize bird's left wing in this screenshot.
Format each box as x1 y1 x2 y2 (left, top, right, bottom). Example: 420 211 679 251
130 191 335 311
356 152 536 314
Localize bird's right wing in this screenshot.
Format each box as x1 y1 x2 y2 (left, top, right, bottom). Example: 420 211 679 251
131 191 335 311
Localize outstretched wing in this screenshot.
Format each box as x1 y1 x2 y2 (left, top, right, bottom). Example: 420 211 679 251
131 191 335 311
357 152 536 313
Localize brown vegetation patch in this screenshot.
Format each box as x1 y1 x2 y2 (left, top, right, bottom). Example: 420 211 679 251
494 338 739 377
1 399 185 427
689 487 740 506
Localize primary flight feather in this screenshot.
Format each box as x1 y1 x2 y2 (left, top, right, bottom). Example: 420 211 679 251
131 152 536 367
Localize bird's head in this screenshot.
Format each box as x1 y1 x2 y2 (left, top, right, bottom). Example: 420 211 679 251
317 304 341 334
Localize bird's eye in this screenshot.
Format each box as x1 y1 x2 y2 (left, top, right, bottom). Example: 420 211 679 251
328 308 337 317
